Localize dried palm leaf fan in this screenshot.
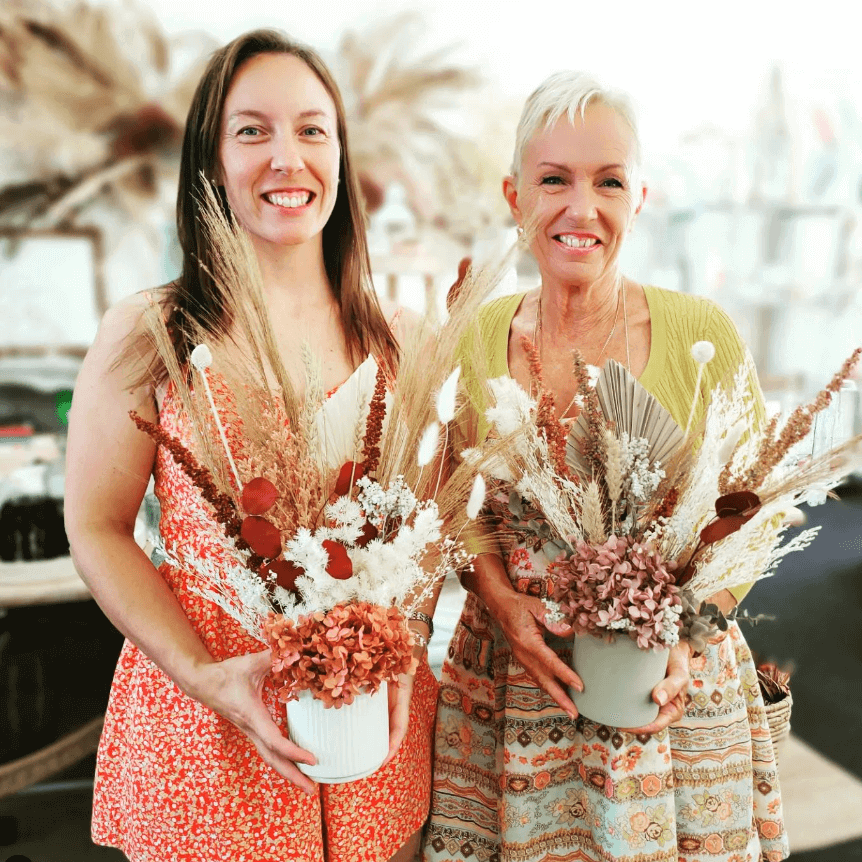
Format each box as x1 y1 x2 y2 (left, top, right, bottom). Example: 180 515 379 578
0 0 211 228
566 358 685 478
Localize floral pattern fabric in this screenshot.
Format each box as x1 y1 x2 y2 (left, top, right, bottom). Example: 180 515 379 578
92 375 439 862
423 544 789 862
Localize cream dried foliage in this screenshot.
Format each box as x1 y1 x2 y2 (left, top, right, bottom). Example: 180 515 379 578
334 13 495 228
374 243 519 498
0 0 211 226
581 480 606 544
0 0 147 128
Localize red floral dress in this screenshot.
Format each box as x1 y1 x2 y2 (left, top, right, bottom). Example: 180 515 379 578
91 373 439 862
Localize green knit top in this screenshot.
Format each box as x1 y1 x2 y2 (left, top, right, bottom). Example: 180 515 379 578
459 285 764 604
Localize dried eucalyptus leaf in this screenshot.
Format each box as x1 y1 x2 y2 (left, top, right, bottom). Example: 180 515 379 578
542 541 560 561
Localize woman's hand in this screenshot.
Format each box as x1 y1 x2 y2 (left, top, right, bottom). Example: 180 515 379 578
191 650 318 795
494 591 582 718
382 670 415 765
623 640 692 735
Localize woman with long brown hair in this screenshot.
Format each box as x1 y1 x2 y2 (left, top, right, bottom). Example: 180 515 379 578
65 29 436 862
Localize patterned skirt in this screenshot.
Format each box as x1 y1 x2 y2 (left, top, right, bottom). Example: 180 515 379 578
423 587 789 862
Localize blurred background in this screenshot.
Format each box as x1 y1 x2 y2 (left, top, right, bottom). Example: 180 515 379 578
0 0 860 859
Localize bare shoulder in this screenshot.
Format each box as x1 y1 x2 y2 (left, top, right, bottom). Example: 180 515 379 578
97 289 168 345
77 289 169 408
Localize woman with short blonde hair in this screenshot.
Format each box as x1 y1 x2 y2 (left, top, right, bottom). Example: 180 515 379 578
424 70 788 862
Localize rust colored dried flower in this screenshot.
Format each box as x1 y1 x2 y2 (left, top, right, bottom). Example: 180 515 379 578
265 601 417 707
653 486 679 520
361 364 389 475
571 352 608 477
129 410 264 573
520 336 573 480
723 348 860 494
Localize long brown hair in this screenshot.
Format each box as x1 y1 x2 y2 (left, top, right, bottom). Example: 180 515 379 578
131 29 398 386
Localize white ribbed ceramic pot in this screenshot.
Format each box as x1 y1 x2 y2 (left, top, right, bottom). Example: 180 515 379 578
286 681 389 783
569 634 670 728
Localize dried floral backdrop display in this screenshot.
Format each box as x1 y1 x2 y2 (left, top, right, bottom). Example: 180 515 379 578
129 188 492 782
472 332 861 727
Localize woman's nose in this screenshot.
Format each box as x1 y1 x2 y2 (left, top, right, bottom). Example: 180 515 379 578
270 134 304 174
565 180 597 219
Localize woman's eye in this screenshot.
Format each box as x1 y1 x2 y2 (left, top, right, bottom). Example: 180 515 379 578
237 127 261 138
600 178 624 188
540 176 564 186
301 126 324 137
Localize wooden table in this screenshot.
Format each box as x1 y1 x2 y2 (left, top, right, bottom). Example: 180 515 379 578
0 555 90 608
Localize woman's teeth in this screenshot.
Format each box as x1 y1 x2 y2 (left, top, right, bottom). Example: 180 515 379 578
266 192 311 208
558 235 598 248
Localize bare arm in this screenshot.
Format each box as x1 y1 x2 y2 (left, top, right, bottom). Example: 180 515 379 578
64 295 317 792
65 295 211 685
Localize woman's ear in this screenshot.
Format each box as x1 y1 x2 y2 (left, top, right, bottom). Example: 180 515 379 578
635 181 648 216
627 181 648 232
502 175 522 226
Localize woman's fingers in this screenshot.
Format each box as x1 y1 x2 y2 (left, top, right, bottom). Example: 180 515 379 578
654 641 692 703
534 672 580 720
623 641 692 734
252 735 318 794
198 650 320 793
544 619 575 638
498 599 582 718
525 601 583 690
382 673 414 765
623 691 685 735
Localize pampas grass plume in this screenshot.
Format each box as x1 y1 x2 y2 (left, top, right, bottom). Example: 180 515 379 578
190 343 213 370
436 366 461 424
466 473 486 520
582 479 606 543
417 422 441 467
691 341 716 364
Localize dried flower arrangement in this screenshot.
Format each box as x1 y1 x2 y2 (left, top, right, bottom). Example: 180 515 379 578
471 336 862 653
131 184 499 708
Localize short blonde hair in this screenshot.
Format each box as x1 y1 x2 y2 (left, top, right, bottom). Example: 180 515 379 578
510 70 642 176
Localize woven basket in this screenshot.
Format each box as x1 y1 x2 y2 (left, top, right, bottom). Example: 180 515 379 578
763 692 792 767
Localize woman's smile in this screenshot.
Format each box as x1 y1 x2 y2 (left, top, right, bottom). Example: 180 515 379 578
552 231 602 254
262 188 316 211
